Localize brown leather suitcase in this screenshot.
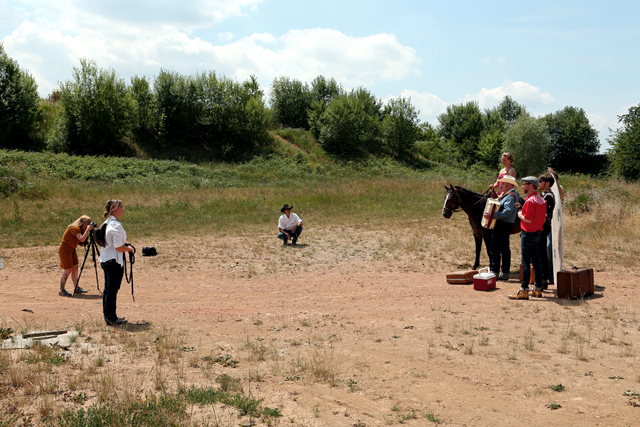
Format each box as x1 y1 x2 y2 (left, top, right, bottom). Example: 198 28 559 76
446 270 478 284
519 264 535 284
556 267 594 299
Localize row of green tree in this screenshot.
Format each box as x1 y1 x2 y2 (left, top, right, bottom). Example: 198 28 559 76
1 44 639 178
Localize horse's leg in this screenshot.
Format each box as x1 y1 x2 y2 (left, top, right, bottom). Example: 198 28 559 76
473 233 482 270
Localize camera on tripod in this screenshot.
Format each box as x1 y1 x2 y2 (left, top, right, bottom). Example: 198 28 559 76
78 221 97 247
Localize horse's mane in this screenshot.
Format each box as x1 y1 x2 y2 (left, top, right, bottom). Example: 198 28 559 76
453 186 488 199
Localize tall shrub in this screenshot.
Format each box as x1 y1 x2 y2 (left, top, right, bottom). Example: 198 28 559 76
308 75 343 138
0 44 40 150
381 96 420 157
543 106 601 173
609 103 640 180
503 115 550 177
269 77 313 129
437 101 484 165
47 59 135 155
318 87 382 156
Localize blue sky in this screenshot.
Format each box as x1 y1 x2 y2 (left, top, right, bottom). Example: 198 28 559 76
2 0 638 150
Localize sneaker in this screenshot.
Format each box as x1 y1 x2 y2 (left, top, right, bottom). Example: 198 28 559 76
529 288 543 298
282 238 287 245
292 238 297 246
59 289 72 297
74 286 88 294
508 290 529 300
541 280 549 291
498 272 509 281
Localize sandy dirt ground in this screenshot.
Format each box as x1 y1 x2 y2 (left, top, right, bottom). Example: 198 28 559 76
2 226 640 426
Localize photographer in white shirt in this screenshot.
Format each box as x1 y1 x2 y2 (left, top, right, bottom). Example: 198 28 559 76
98 199 134 326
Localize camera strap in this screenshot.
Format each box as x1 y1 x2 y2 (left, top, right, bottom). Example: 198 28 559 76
124 244 136 302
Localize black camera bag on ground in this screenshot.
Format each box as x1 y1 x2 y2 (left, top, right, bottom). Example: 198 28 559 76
142 247 157 256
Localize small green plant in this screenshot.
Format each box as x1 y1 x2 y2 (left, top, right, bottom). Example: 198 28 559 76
551 384 565 392
212 354 239 367
347 378 360 392
262 407 282 418
425 412 442 423
216 373 243 393
398 411 417 423
547 402 562 410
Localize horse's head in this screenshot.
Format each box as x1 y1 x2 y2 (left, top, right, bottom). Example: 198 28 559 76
442 184 460 219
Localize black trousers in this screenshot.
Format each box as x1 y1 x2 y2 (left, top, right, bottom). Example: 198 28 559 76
101 260 123 323
539 225 551 282
490 220 513 275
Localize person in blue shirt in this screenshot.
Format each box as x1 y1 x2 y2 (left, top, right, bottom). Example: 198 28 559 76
485 175 519 281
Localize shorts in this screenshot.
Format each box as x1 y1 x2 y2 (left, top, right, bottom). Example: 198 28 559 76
59 243 79 269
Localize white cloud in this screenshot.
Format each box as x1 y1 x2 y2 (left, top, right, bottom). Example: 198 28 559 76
394 89 448 120
218 32 234 42
3 12 420 97
464 80 554 109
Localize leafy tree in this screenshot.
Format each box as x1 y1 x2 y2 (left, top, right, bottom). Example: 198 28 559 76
130 75 156 135
154 70 270 159
494 96 528 126
477 129 505 169
382 96 420 157
195 71 270 157
47 59 135 155
243 74 264 100
0 44 40 150
608 103 640 180
308 75 343 139
543 106 600 173
417 122 438 142
318 87 382 156
154 69 200 147
436 101 484 165
269 77 313 129
503 115 550 177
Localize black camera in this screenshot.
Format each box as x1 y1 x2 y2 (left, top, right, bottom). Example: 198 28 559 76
88 221 96 227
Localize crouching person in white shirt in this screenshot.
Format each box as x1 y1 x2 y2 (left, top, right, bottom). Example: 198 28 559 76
278 204 303 246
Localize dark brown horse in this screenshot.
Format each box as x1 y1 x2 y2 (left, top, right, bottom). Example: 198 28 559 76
442 185 521 270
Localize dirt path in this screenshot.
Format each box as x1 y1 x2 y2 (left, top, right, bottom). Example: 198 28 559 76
2 230 640 426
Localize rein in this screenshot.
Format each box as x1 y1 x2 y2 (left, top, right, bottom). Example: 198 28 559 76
445 187 491 214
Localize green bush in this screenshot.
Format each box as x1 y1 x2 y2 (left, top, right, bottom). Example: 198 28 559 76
609 104 640 180
503 115 550 177
269 76 313 129
382 96 420 157
566 193 593 215
48 59 135 156
0 44 41 151
318 88 383 156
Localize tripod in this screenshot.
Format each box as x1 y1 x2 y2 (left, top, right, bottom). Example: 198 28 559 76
75 233 102 297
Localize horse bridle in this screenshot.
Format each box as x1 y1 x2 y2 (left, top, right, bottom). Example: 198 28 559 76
444 186 492 216
443 188 463 215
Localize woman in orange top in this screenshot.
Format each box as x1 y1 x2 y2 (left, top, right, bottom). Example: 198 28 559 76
58 215 94 296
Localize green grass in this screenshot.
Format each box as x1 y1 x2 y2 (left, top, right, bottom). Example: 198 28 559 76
2 146 640 272
181 386 267 417
0 148 491 248
55 394 187 427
